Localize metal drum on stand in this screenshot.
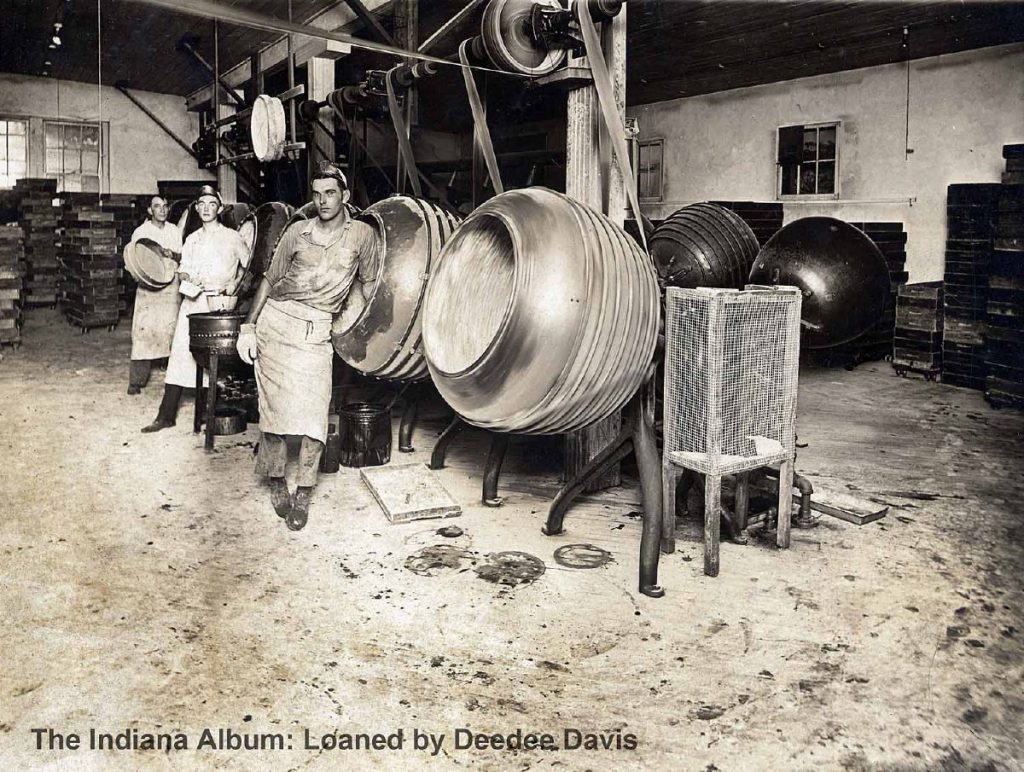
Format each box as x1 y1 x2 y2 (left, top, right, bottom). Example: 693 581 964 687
332 196 460 381
421 187 660 435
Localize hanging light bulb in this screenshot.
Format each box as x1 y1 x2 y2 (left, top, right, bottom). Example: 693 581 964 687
52 34 62 46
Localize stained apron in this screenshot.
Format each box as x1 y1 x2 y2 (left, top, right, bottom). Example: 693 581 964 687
130 277 181 360
164 293 234 388
254 298 333 443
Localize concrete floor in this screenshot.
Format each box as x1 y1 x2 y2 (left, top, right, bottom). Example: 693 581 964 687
1 307 1022 771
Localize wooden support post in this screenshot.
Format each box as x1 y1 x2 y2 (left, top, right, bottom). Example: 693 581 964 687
394 0 418 192
563 8 627 491
215 100 238 202
307 56 337 179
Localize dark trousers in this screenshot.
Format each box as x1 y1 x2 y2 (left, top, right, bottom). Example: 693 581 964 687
129 359 152 388
155 384 184 423
258 432 323 487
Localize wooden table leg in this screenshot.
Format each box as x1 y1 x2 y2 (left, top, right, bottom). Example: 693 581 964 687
777 458 794 548
193 359 204 434
204 350 218 452
704 473 721 577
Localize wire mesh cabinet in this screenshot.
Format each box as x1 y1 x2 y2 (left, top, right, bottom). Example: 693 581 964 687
662 286 802 576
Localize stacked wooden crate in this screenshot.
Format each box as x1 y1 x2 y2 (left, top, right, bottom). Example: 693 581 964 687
984 145 1024 408
15 178 59 308
0 225 25 347
102 194 145 315
58 197 123 331
892 281 943 380
942 183 1001 390
709 201 784 248
848 222 909 362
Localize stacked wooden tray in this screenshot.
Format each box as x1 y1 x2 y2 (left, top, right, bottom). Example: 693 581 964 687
709 200 784 247
15 178 59 308
58 197 124 330
893 281 942 379
0 225 25 347
985 152 1024 409
101 194 146 313
943 183 1000 390
1002 143 1024 186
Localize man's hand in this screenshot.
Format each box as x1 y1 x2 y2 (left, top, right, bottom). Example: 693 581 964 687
236 323 258 364
161 247 182 264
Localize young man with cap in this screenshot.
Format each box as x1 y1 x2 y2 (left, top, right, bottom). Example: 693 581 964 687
142 185 248 433
237 162 378 531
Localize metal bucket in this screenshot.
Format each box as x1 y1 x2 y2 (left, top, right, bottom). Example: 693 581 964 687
332 196 461 382
339 403 392 468
650 203 760 289
421 187 660 435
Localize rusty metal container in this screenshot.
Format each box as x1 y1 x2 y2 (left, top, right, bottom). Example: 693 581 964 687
189 311 248 369
421 187 660 435
332 196 461 381
748 216 890 349
650 203 760 289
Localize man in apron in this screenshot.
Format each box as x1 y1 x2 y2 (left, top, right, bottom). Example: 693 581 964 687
142 185 248 433
125 196 183 394
236 162 378 531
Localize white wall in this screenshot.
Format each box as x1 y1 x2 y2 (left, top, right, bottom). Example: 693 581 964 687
630 43 1024 282
0 72 212 194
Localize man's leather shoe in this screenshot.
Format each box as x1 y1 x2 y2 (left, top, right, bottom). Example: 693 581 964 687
127 385 141 395
141 419 175 433
287 486 313 531
269 477 291 518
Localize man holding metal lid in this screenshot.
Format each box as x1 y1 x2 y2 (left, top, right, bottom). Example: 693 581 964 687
142 185 248 433
237 161 378 531
125 195 183 395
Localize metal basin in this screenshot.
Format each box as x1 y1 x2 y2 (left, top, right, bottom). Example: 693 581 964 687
189 311 248 369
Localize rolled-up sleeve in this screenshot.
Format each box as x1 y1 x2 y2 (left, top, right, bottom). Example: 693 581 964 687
263 223 300 288
355 222 380 284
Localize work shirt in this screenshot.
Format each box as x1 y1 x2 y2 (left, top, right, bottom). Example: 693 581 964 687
178 221 249 293
264 216 378 314
131 219 183 253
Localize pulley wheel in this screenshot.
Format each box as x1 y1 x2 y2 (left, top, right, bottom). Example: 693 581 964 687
481 0 566 76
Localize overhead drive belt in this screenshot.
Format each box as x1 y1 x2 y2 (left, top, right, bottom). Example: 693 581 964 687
386 68 423 198
576 0 647 252
459 39 505 196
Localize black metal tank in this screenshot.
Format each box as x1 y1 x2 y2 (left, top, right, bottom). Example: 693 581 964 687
189 312 249 370
748 216 890 349
649 203 760 290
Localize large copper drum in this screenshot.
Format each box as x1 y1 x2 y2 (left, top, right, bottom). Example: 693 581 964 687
332 196 460 381
421 187 660 435
748 216 890 349
235 202 294 300
650 203 760 289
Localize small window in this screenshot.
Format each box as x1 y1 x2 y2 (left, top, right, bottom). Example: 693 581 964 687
0 119 29 189
777 122 838 198
637 138 663 201
44 120 103 193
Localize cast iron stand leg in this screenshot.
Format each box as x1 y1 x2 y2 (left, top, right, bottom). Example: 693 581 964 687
204 350 218 452
482 432 510 507
193 358 204 434
543 421 634 536
734 472 750 544
428 415 466 470
399 393 418 453
632 391 665 598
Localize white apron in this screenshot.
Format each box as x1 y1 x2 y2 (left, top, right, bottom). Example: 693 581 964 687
254 298 333 443
165 294 214 388
130 277 181 360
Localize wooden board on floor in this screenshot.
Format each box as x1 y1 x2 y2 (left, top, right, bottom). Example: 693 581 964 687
360 463 462 524
808 488 888 525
